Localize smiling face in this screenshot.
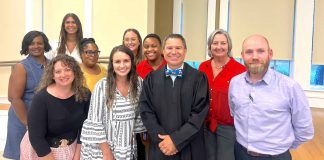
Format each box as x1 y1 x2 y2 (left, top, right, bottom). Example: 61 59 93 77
81 43 99 67
112 51 132 79
241 35 273 76
163 38 186 69
210 34 229 58
53 61 75 87
28 35 45 57
143 37 162 61
64 16 78 35
123 31 140 55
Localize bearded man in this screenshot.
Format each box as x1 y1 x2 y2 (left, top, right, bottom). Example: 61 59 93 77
228 35 314 160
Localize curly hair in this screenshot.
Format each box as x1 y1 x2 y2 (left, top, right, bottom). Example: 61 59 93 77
36 54 89 102
57 13 83 54
106 45 139 108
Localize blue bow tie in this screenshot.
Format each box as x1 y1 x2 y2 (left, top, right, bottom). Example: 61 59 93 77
165 68 183 77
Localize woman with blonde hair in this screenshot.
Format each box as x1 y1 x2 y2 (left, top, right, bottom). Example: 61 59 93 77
199 29 246 160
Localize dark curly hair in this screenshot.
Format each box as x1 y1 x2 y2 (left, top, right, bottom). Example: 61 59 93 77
106 45 139 108
36 54 89 102
20 31 52 55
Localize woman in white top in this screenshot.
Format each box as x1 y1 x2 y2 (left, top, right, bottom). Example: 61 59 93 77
46 13 83 63
80 45 146 160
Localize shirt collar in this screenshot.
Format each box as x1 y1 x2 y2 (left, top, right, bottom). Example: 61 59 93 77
166 63 184 70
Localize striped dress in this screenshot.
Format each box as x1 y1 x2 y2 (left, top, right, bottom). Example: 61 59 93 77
80 77 146 160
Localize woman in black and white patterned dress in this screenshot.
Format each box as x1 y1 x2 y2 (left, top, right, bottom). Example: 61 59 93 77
80 45 146 160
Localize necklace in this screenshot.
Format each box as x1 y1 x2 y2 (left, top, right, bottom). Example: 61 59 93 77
212 57 230 70
215 65 223 70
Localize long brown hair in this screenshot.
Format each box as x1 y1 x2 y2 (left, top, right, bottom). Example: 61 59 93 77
57 13 83 54
36 54 89 102
122 28 143 65
106 45 139 108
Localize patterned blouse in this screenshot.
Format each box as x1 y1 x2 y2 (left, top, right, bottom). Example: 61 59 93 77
80 77 146 160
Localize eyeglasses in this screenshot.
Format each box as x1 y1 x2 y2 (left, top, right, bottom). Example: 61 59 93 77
84 50 100 56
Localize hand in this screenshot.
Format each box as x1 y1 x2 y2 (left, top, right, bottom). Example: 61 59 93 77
102 155 114 160
158 134 178 156
39 152 55 160
102 151 114 160
72 144 81 160
100 142 114 160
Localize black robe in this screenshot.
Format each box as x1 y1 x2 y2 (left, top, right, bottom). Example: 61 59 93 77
140 63 209 160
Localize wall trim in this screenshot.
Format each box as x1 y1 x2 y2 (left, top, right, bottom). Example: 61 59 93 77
305 90 324 108
0 97 9 104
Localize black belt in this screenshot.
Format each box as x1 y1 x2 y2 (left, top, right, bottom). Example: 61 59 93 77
237 142 289 157
47 137 75 148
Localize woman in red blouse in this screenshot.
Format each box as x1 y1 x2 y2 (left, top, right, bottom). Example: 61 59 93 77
136 34 166 79
199 29 246 160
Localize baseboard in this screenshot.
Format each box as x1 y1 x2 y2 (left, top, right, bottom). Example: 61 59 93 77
305 90 324 109
0 96 9 104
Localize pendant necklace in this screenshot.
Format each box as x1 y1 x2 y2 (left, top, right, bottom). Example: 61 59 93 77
215 65 223 70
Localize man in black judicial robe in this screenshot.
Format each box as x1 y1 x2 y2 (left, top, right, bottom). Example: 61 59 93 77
139 34 209 160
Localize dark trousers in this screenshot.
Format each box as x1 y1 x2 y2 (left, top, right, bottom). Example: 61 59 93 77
136 133 146 160
234 142 291 160
205 125 236 160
